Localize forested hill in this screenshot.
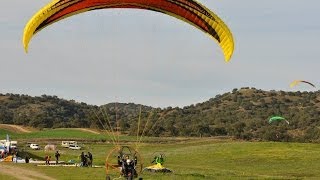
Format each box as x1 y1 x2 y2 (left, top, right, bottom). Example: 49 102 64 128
1 87 320 142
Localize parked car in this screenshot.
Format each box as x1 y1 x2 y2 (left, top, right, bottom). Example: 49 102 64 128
61 141 77 148
69 144 81 150
30 144 40 150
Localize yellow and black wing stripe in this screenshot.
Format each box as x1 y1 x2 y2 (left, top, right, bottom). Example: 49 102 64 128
23 0 234 62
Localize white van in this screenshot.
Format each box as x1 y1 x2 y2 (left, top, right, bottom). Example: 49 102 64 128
69 144 81 150
10 141 18 149
30 144 40 150
61 141 77 148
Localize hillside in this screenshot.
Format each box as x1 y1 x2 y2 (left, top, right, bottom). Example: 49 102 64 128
0 87 320 142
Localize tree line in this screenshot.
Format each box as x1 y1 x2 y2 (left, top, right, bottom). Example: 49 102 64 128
0 87 319 142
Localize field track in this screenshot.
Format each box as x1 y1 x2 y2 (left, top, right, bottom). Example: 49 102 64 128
0 125 102 135
68 128 100 135
0 124 32 133
0 163 56 180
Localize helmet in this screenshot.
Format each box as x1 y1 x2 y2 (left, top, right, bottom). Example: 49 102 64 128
126 159 131 165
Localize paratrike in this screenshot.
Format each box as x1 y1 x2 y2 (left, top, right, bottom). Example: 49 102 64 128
106 145 143 180
143 153 172 173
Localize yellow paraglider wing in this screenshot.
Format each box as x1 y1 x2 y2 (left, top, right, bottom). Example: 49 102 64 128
290 80 299 88
23 0 234 62
290 80 316 88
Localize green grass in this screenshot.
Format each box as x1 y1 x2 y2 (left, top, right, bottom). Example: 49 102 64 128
0 173 18 180
4 140 320 179
1 129 320 179
138 141 320 179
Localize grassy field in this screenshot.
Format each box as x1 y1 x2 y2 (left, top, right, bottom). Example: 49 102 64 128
1 128 320 179
0 128 174 142
0 173 17 180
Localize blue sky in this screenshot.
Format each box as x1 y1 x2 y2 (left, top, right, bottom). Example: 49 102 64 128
1 0 319 108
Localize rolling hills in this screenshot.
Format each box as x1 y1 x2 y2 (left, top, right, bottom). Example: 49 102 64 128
0 87 319 142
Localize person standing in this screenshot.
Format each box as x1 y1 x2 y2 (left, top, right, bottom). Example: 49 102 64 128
47 156 51 165
55 151 60 164
25 154 30 163
88 152 93 167
80 152 85 167
45 154 49 165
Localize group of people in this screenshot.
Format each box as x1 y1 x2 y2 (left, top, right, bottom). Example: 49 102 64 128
0 149 18 162
79 152 93 167
0 147 17 159
44 151 60 165
44 151 94 166
44 155 51 165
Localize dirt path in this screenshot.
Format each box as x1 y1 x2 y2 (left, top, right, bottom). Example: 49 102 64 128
0 163 56 180
0 125 101 135
0 124 32 133
73 128 101 134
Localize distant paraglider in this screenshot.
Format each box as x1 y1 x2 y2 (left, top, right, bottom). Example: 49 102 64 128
22 0 234 61
269 116 289 125
290 80 316 88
